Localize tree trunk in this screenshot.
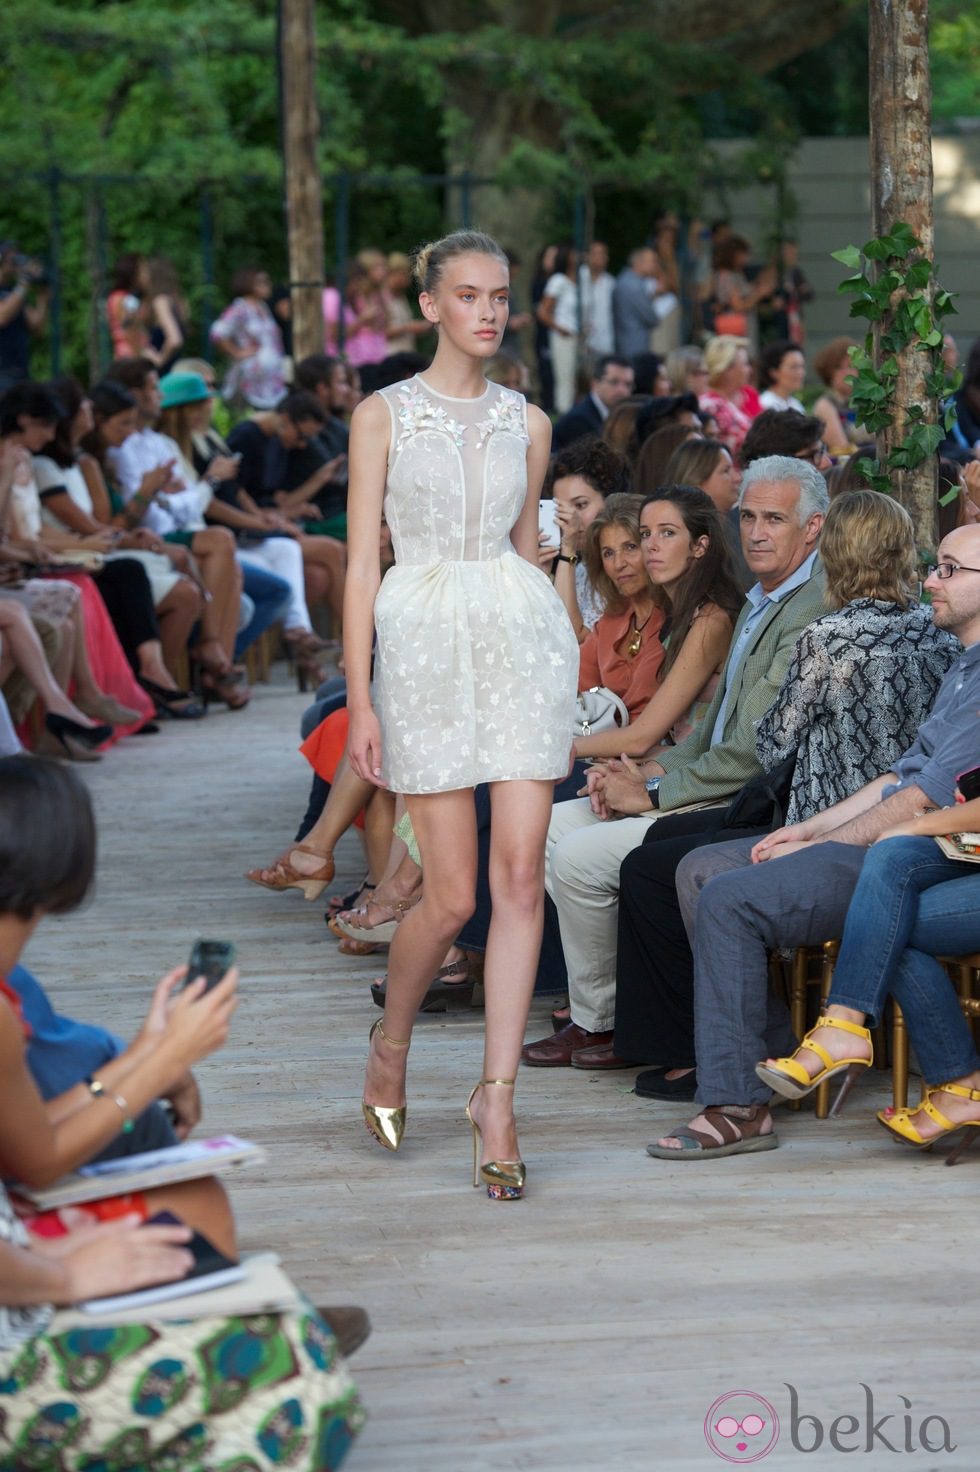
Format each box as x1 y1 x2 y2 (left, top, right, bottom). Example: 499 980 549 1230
279 0 324 363
869 0 936 552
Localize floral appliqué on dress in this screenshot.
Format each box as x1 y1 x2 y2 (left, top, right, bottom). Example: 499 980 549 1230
477 389 531 448
396 380 466 447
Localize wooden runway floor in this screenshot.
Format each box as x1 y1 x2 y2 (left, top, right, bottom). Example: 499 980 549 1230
29 672 980 1470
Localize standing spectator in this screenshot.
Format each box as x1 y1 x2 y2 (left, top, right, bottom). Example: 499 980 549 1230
209 265 286 409
384 252 430 354
552 355 635 451
579 241 616 362
343 251 390 372
146 256 188 373
531 244 558 413
758 238 814 346
106 253 152 362
612 247 676 362
699 335 758 460
812 336 863 453
0 242 48 393
650 215 682 356
758 340 807 413
709 235 776 345
536 246 580 414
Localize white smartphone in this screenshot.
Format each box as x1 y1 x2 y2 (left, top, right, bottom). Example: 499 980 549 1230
538 497 561 550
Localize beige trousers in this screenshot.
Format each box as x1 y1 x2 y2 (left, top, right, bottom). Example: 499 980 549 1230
545 797 657 1032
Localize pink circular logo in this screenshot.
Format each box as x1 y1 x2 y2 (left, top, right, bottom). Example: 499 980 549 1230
704 1391 780 1463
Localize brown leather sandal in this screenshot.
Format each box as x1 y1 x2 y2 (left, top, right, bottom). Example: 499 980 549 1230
645 1105 778 1160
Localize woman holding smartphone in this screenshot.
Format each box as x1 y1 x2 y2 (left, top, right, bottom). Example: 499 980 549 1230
345 230 578 1200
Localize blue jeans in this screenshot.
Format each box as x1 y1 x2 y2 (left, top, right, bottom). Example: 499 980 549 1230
829 836 980 1084
235 562 291 659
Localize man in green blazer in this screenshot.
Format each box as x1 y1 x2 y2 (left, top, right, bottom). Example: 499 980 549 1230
526 455 829 1068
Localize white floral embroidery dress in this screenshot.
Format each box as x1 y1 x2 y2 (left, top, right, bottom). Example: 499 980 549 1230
374 375 579 793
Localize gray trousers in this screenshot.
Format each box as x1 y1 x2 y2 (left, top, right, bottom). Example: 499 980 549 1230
676 837 867 1105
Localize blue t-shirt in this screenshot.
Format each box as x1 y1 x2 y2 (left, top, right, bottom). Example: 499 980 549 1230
11 964 122 1100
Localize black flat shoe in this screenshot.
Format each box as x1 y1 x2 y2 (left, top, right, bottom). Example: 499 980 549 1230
45 712 112 750
634 1067 698 1101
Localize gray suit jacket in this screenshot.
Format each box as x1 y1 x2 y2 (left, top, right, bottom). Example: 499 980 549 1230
612 269 663 359
656 560 828 810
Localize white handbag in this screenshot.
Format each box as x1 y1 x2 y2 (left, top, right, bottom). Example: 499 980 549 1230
573 686 630 738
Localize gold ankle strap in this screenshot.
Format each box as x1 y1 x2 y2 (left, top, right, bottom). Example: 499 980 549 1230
482 1078 515 1087
376 1020 410 1048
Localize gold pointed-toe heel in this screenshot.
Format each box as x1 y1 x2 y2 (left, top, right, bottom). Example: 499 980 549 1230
362 1018 410 1152
465 1079 526 1201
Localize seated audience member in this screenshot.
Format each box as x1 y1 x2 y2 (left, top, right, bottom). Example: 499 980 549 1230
572 493 666 721
523 456 828 1069
633 423 701 496
101 358 251 707
293 353 354 503
574 488 742 763
485 352 526 392
546 437 631 641
31 376 190 712
227 391 326 512
812 336 864 452
0 599 110 760
825 458 868 500
661 435 748 587
758 340 806 413
757 797 980 1157
937 457 980 540
0 757 366 1463
740 408 831 470
630 353 670 398
602 396 652 465
158 372 337 686
622 488 960 1098
653 521 980 1155
665 345 708 397
698 335 758 460
552 356 635 450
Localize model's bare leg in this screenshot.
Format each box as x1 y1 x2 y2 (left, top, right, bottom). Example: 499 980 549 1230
467 780 555 1171
363 789 477 1112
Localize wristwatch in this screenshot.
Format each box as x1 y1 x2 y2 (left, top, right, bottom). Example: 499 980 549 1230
645 775 662 809
556 551 580 565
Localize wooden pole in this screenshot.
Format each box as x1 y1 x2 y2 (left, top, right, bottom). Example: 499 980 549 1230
868 0 936 550
278 0 324 365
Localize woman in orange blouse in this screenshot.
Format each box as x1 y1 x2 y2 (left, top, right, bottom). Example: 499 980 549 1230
575 486 742 761
576 493 665 720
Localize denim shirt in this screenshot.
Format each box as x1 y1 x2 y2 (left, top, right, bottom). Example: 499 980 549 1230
883 639 980 807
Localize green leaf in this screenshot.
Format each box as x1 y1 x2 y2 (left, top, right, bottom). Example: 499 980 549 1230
886 221 921 254
831 245 863 270
923 329 943 347
837 273 869 295
905 259 933 289
939 484 961 507
863 237 892 261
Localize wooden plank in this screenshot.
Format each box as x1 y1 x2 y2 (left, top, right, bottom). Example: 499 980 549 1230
28 672 980 1470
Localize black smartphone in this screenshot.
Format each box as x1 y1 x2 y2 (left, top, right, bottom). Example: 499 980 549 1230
145 1210 239 1279
956 765 980 802
185 938 236 992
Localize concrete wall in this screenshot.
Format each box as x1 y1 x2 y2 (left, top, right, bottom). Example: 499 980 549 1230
705 136 980 368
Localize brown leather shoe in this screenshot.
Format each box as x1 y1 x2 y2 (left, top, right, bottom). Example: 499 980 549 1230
570 1040 639 1070
522 1021 614 1067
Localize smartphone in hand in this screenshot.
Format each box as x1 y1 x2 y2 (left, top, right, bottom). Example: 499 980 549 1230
538 497 560 550
185 939 237 992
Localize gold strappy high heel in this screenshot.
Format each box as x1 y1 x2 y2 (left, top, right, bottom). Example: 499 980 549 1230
362 1018 410 1152
465 1079 526 1201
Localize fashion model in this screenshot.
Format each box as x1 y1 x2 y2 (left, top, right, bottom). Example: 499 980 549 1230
344 230 579 1199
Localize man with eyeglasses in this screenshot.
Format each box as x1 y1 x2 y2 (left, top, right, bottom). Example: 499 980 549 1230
741 408 832 472
551 353 635 450
651 521 980 1157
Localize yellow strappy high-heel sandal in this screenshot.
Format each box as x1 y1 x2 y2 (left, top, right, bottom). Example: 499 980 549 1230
755 1015 872 1113
878 1082 980 1163
465 1079 526 1201
362 1018 410 1152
